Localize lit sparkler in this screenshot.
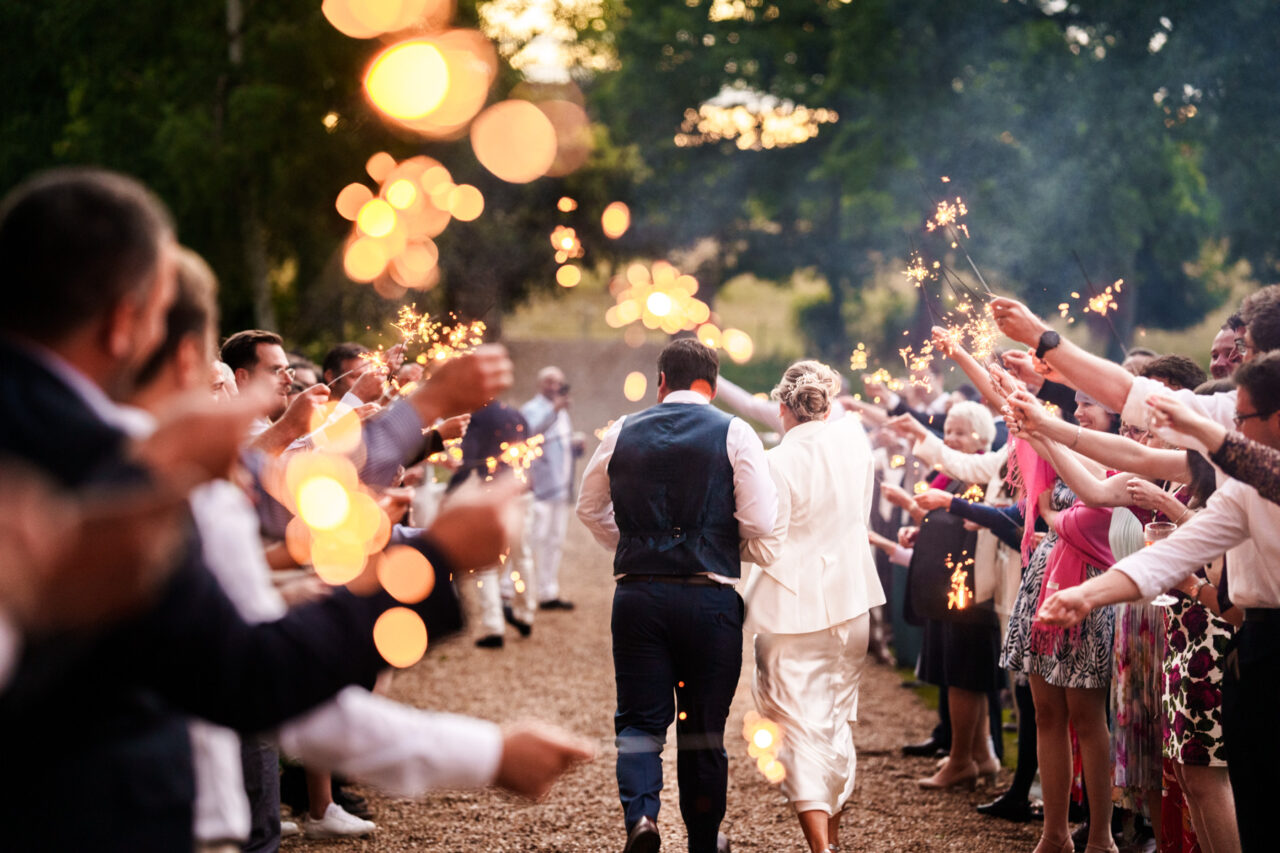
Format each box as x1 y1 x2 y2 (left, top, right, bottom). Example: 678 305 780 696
946 552 975 610
484 435 546 483
392 305 487 362
849 342 868 372
959 484 986 503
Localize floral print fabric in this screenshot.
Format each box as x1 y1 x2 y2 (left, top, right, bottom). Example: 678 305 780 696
1162 588 1232 767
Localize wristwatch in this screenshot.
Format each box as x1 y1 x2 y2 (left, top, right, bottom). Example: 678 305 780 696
1035 330 1061 361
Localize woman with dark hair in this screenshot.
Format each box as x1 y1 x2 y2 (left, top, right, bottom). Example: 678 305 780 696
1000 385 1122 853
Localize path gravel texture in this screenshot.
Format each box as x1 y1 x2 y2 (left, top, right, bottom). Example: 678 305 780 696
285 518 1041 852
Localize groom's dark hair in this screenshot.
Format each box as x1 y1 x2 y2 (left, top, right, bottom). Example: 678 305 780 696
658 337 718 392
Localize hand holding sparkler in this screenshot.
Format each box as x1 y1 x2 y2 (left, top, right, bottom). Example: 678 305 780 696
930 325 958 358
989 297 1051 348
411 344 513 423
1004 389 1048 438
1146 394 1224 454
914 488 954 512
999 350 1050 391
434 413 471 442
885 413 930 445
351 367 387 404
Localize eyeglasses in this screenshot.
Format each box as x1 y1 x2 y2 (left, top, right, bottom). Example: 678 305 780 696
1234 410 1273 427
1234 338 1256 358
263 365 295 379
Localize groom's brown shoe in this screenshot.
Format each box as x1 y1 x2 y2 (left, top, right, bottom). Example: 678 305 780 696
622 816 659 853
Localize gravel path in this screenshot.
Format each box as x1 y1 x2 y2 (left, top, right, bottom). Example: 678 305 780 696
285 519 1041 852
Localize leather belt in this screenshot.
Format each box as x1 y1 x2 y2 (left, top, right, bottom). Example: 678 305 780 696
616 574 726 588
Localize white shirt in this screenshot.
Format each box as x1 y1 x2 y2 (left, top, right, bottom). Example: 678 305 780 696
1113 477 1280 608
186 476 503 841
576 390 778 580
0 610 18 692
1123 377 1237 483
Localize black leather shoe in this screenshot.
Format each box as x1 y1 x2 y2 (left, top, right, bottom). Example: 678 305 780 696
539 598 576 611
622 816 659 853
716 831 731 852
901 738 949 757
502 606 532 637
475 634 504 649
976 791 1034 823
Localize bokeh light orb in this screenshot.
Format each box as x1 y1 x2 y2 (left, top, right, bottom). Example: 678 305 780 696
602 201 631 239
356 198 397 238
373 606 429 667
556 264 581 288
377 545 436 604
335 182 374 221
343 237 388 283
623 371 648 402
364 40 450 121
470 100 557 183
297 476 351 531
448 184 484 221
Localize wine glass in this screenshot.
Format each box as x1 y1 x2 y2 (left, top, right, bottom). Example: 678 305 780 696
1144 521 1179 606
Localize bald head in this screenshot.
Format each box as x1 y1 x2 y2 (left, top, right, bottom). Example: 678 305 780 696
538 366 566 398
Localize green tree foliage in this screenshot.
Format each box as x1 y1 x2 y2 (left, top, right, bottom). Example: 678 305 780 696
585 0 1238 362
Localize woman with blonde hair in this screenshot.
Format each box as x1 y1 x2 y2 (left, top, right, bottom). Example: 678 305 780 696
742 360 886 853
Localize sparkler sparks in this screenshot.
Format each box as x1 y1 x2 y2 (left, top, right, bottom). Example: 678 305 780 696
925 197 970 240
484 435 545 483
392 306 487 361
946 552 975 610
849 342 868 371
959 484 986 503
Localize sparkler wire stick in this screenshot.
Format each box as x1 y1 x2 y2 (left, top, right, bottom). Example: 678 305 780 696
1071 250 1129 358
917 177 996 296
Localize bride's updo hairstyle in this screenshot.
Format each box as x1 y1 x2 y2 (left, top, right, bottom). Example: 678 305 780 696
771 360 841 423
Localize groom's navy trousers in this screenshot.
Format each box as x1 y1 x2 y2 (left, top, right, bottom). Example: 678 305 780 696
613 578 743 853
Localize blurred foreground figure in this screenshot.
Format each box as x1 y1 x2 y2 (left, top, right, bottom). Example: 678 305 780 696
0 167 584 851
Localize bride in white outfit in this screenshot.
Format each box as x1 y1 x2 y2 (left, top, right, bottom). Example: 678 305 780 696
741 360 886 853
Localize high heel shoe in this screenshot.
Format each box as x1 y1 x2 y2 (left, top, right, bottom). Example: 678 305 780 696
1083 844 1119 853
917 759 978 790
975 758 1000 787
1030 837 1072 853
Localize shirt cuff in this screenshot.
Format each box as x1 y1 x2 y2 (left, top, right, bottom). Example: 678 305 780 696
1120 375 1159 432
0 609 20 691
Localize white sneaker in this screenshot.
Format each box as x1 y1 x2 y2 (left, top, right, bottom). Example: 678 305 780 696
303 803 376 838
280 820 301 838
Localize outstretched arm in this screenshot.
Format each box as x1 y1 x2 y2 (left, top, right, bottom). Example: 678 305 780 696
989 297 1135 413
932 326 1004 407
1007 389 1190 482
1026 432 1135 508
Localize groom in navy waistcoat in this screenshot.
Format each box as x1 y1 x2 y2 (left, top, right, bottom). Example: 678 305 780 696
578 339 777 853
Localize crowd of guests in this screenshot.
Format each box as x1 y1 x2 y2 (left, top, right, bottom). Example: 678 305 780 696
0 168 594 852
695 287 1274 853
784 295 1269 853
3 164 1278 853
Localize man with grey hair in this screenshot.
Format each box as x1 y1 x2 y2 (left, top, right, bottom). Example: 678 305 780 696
522 365 580 610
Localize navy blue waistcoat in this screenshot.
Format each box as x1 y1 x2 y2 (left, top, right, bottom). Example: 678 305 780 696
608 401 740 578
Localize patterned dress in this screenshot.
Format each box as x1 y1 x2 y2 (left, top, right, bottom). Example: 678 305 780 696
1162 576 1232 767
1000 480 1116 689
1111 601 1164 809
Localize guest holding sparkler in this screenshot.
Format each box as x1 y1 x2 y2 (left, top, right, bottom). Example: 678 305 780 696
739 360 885 853
996 368 1122 853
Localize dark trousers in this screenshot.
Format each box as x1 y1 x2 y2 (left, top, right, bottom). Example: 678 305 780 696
1222 618 1280 853
612 581 743 853
240 736 281 853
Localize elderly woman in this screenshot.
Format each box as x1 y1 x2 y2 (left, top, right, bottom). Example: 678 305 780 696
903 401 1006 791
741 360 886 853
